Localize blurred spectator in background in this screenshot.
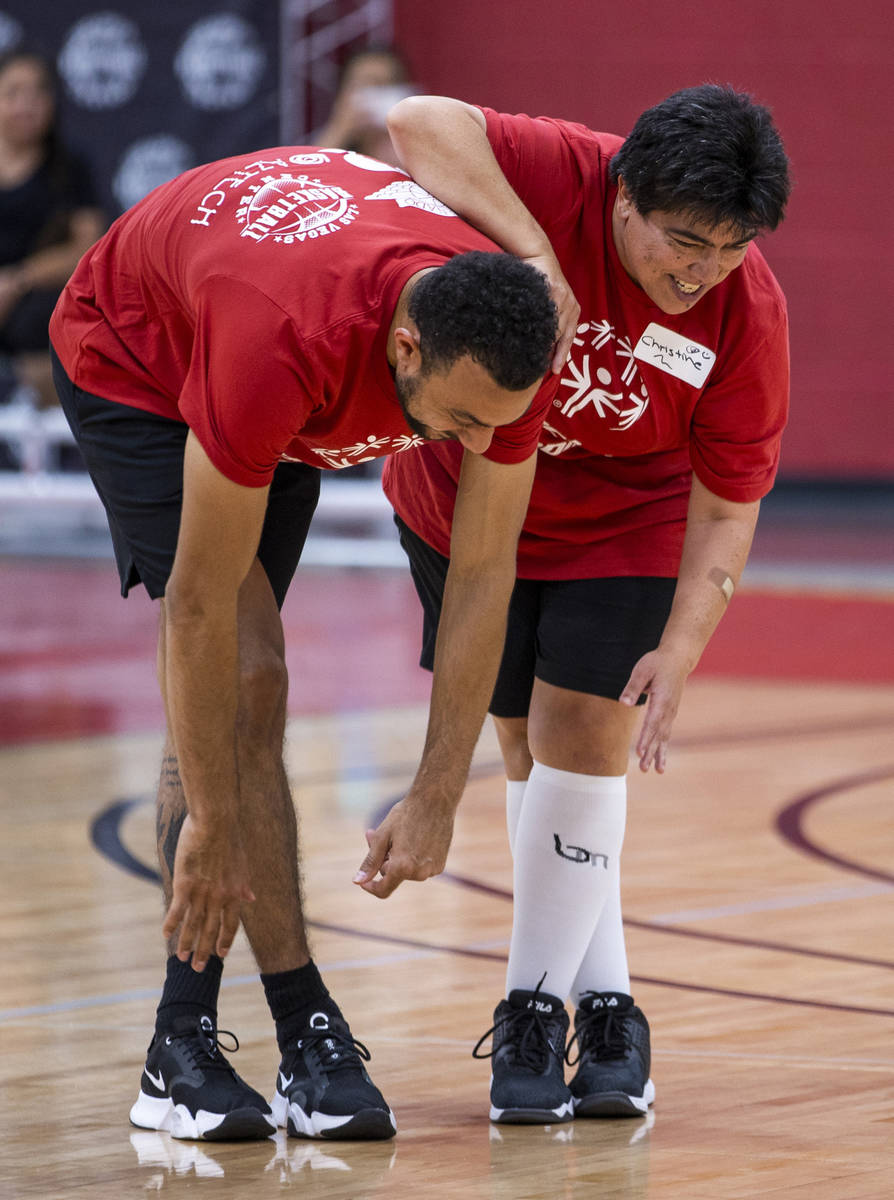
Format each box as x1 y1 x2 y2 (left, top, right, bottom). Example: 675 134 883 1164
315 45 416 167
0 49 104 411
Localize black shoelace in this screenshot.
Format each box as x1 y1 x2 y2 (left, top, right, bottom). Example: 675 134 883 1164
565 994 629 1068
166 1020 240 1074
472 1006 563 1073
296 1028 372 1073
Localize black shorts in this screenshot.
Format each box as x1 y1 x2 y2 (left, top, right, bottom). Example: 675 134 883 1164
395 515 677 719
51 347 320 608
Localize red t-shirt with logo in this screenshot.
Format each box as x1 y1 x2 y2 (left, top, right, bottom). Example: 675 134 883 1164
383 112 790 578
50 147 554 485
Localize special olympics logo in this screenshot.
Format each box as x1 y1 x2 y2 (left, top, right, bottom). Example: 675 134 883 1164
174 14 265 111
57 13 148 110
237 175 359 244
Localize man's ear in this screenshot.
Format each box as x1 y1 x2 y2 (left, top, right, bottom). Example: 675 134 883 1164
615 176 635 218
393 325 421 370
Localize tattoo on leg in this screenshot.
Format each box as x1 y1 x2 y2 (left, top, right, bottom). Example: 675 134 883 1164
157 754 186 888
161 754 183 794
157 806 186 883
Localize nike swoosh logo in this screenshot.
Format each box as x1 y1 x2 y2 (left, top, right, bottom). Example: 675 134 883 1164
279 1071 293 1092
145 1067 165 1092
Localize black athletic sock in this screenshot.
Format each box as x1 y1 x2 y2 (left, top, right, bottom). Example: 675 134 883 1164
261 960 341 1051
154 953 223 1036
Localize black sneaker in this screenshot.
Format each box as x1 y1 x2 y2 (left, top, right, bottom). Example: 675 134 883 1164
129 1014 276 1140
473 984 574 1124
271 1010 396 1140
567 991 655 1117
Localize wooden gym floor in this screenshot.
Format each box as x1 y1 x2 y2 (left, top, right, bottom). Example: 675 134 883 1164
1 491 893 1199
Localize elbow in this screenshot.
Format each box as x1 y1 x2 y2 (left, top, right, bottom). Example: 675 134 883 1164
163 573 229 630
387 95 472 149
386 94 430 140
163 579 206 628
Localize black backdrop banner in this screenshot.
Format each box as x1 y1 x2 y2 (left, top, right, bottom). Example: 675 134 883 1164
0 1 281 219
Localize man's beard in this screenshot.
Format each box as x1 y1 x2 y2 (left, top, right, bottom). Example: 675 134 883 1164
393 367 431 439
394 365 462 443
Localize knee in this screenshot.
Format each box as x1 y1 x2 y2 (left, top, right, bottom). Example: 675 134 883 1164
237 646 289 746
493 717 533 780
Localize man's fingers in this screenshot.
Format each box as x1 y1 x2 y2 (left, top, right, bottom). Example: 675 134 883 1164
162 895 186 943
175 904 204 965
551 303 581 374
192 901 226 972
214 898 243 960
359 851 441 898
353 826 390 884
170 889 202 962
359 871 402 899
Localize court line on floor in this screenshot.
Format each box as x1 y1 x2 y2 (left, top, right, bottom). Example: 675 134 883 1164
89 784 894 981
4 936 894 1026
80 751 894 1033
440 870 894 973
775 764 894 886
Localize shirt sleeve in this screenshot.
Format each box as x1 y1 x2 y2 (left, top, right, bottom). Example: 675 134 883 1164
178 275 315 487
689 287 790 502
480 108 597 244
483 373 559 464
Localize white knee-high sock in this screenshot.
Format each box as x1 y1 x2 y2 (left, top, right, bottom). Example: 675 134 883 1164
569 863 631 1003
505 778 527 855
506 761 627 1002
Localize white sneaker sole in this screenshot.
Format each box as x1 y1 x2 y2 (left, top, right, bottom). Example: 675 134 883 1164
272 1089 397 1140
489 1098 575 1124
573 1077 656 1117
130 1090 276 1140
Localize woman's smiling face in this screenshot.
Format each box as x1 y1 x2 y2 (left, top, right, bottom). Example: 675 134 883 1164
612 178 755 314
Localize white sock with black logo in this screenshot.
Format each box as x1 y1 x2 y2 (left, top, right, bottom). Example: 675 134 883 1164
505 761 627 1001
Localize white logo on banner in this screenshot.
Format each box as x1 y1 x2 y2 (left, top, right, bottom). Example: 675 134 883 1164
0 13 23 54
113 134 194 211
174 14 265 111
57 13 148 109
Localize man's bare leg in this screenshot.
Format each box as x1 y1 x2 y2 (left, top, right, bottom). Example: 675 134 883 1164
150 558 395 1140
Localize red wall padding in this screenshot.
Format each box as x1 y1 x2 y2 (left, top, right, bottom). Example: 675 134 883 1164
393 0 894 480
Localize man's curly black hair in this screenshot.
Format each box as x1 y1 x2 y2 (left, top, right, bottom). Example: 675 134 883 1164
609 84 791 239
408 251 557 390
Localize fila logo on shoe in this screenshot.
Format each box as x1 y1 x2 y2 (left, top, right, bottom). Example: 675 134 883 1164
526 999 555 1014
553 833 608 868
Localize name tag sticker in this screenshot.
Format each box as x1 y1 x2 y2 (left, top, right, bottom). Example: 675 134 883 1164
633 323 716 389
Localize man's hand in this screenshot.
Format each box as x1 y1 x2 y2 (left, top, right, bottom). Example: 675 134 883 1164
619 647 691 774
162 814 255 971
522 252 580 374
353 798 455 898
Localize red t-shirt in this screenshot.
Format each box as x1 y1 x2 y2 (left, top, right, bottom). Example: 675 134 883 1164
50 147 553 486
384 112 790 578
